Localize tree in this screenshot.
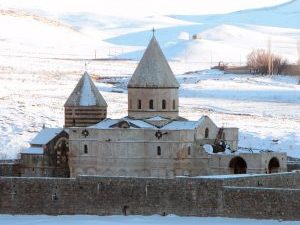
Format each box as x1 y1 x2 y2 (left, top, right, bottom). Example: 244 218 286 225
247 49 288 75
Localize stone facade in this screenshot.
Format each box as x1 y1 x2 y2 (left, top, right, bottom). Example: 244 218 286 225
128 88 179 119
65 106 107 128
20 129 70 177
69 116 242 178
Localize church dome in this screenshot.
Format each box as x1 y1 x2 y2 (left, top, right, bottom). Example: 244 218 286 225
127 36 179 89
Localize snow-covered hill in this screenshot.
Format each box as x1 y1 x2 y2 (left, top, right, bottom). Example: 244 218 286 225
1 0 299 63
107 0 300 64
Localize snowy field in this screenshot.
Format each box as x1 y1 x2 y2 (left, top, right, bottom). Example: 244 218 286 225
0 215 299 225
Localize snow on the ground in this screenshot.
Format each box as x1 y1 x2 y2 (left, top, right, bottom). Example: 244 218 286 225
1 0 299 64
0 215 299 225
119 23 300 64
0 9 141 59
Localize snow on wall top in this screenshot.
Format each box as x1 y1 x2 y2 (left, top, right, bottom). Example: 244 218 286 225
30 128 63 145
64 72 107 107
21 147 44 155
127 36 179 88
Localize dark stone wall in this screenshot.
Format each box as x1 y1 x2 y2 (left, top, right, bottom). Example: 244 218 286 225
20 130 70 178
0 176 223 216
223 187 300 220
221 172 300 188
0 173 299 220
0 162 20 177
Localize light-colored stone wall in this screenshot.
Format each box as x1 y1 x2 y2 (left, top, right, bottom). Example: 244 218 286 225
69 127 212 178
208 152 287 175
128 88 178 119
67 116 285 178
195 117 238 151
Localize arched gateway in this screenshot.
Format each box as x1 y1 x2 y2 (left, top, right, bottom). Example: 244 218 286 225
229 156 247 174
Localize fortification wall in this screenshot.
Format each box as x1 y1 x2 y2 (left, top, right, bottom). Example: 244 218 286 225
221 172 300 188
0 176 223 216
0 162 20 177
0 172 299 220
223 187 300 220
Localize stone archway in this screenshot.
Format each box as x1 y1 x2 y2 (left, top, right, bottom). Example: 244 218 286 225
268 157 280 173
54 137 70 177
229 156 247 174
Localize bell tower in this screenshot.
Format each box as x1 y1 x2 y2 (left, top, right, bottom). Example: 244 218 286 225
64 71 107 127
127 35 179 119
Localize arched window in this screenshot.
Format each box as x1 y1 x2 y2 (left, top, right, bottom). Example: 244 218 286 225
162 99 166 109
187 146 191 156
157 146 161 156
205 128 209 138
172 100 176 110
149 99 154 109
138 99 142 109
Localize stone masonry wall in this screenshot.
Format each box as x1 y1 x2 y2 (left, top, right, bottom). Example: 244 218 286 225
0 172 299 220
223 187 300 220
0 176 223 216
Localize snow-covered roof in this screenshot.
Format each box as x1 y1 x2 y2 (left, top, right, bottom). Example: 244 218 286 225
146 116 169 121
21 147 44 155
30 128 63 145
89 116 209 130
161 116 205 130
64 72 107 107
128 36 179 88
89 118 156 129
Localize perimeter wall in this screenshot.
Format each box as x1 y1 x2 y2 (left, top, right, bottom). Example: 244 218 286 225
0 172 299 220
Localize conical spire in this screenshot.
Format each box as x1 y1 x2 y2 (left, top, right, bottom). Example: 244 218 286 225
128 36 179 88
64 72 107 107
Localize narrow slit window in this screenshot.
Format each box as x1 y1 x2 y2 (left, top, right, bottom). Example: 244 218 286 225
205 128 209 139
157 146 161 156
188 146 191 155
162 99 166 109
172 100 176 110
84 144 88 154
149 99 154 109
138 99 142 109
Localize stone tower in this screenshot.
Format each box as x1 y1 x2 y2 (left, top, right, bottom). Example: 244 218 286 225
64 71 107 127
127 36 180 119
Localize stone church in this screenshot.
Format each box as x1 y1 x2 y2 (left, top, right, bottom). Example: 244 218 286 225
16 35 287 178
